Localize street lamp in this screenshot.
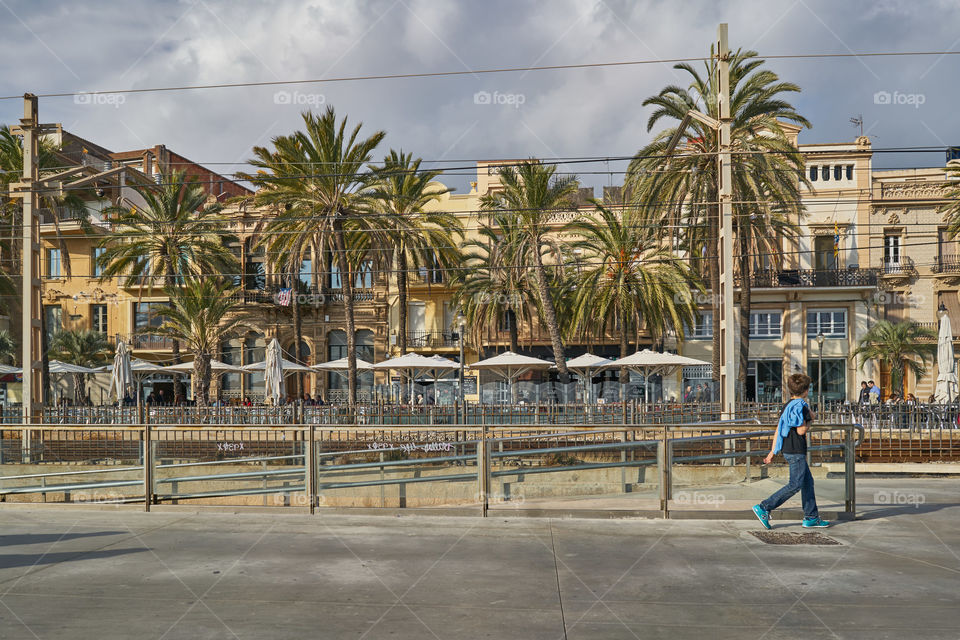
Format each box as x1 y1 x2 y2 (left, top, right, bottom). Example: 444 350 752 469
816 331 825 409
456 313 466 410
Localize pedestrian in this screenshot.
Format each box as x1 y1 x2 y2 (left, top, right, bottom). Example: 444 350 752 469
858 381 870 404
868 380 881 405
752 373 829 529
683 385 694 402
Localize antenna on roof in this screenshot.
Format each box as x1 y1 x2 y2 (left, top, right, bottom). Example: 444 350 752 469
850 114 864 137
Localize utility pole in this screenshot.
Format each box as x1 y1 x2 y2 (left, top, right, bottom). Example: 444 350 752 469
716 24 737 420
11 95 54 436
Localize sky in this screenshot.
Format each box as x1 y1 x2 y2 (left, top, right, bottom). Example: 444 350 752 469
1 0 958 193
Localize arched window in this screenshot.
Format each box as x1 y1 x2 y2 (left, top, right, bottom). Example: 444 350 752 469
220 338 243 394
244 334 266 394
285 340 311 364
326 330 374 391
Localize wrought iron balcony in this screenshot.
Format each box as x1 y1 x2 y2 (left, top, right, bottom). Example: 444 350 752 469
120 333 174 350
933 254 960 274
406 330 462 349
882 256 917 277
748 267 879 288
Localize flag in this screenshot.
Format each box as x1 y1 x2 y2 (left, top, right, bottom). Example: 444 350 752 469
833 222 840 259
276 288 292 306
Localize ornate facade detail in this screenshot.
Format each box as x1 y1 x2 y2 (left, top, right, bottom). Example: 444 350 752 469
887 213 900 224
880 182 949 200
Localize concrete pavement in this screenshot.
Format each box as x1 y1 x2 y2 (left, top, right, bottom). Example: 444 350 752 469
0 479 958 639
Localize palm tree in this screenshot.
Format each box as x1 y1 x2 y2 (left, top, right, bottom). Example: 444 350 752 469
452 213 539 353
366 150 460 354
569 202 702 358
96 169 239 403
626 47 809 391
853 320 937 398
480 161 579 378
237 107 385 404
48 329 113 405
150 278 248 407
0 329 15 364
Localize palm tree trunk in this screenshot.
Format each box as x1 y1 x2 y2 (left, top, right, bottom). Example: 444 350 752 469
164 261 184 405
397 251 408 354
738 223 752 401
334 219 357 405
533 244 568 378
620 306 629 404
509 310 519 352
73 372 84 405
194 352 211 407
291 263 304 399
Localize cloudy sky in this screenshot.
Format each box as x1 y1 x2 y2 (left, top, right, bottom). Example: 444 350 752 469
1 0 957 192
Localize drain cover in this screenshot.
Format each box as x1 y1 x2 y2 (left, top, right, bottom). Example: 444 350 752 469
750 531 840 545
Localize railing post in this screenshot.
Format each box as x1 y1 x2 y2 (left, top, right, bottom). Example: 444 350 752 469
306 425 316 514
658 428 671 519
143 423 153 512
477 425 489 517
844 425 856 516
745 438 751 482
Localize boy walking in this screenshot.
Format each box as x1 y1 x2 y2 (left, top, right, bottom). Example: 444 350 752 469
752 373 829 529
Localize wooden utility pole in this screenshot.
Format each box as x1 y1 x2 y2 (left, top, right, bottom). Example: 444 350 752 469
10 95 54 434
716 24 737 420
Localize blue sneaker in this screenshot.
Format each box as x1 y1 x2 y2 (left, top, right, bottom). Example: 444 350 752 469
752 504 771 529
802 517 830 528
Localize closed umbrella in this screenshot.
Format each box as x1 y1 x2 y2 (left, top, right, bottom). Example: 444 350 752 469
110 341 133 406
264 338 285 406
935 314 957 403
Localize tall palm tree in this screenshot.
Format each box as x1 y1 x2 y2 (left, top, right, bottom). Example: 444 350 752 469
853 320 937 398
569 202 702 358
366 150 460 354
48 329 113 405
150 278 248 407
452 213 539 353
96 170 239 403
480 161 579 377
237 106 385 404
626 47 809 390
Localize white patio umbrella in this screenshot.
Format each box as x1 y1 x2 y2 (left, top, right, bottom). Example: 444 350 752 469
562 353 615 404
609 350 711 403
935 314 957 403
373 353 458 403
243 358 314 373
48 360 99 405
110 341 133 406
313 357 374 400
468 351 553 404
263 338 285 406
163 359 247 373
0 364 21 375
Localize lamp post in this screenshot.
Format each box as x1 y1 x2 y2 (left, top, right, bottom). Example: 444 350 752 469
457 314 466 415
816 331 825 410
939 302 950 403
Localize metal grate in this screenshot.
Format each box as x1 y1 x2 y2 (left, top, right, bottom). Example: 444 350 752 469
750 531 840 545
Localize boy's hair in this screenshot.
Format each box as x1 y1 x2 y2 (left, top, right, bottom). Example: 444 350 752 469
868 380 875 385
787 373 812 397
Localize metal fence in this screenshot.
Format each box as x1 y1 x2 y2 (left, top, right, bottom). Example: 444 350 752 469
0 421 861 518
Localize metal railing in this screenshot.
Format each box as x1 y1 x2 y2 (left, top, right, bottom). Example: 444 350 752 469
748 267 879 288
0 421 862 518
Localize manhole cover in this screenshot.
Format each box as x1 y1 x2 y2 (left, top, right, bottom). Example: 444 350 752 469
750 531 840 545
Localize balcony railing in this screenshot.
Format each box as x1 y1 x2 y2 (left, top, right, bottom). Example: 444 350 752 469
748 267 879 288
882 256 916 276
406 330 462 349
120 333 174 350
933 254 960 274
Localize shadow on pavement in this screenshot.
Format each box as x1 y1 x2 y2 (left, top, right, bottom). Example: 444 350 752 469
0 531 127 546
0 547 147 570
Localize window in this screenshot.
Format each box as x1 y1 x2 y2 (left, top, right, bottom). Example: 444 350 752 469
807 310 846 338
747 360 783 403
91 304 107 334
821 165 830 182
327 330 374 392
46 248 61 278
691 311 713 339
499 309 516 332
808 166 818 182
749 311 782 338
355 260 373 289
418 252 443 284
884 235 901 266
221 338 242 393
808 358 846 402
44 305 62 341
92 247 105 277
299 258 312 288
134 302 165 331
833 165 843 181
845 165 854 181
328 264 342 289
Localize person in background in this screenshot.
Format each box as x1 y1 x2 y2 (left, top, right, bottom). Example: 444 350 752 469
906 393 917 405
858 381 870 404
683 385 694 402
868 380 881 405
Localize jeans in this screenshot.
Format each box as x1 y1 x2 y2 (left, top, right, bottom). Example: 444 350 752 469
760 453 819 519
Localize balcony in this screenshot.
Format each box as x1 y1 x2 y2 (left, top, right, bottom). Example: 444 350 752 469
748 267 879 289
406 330 462 349
933 254 960 274
119 333 174 350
